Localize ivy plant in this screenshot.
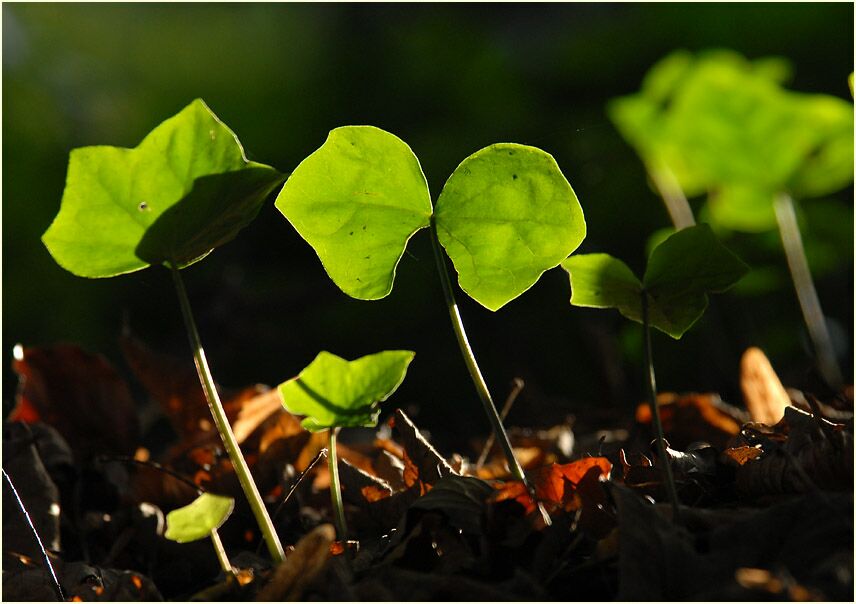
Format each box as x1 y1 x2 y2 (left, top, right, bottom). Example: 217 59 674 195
610 50 853 388
562 224 748 518
276 126 585 486
278 350 414 540
41 99 286 563
165 493 236 576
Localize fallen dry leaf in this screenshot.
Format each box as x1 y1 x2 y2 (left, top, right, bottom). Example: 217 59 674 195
740 347 791 425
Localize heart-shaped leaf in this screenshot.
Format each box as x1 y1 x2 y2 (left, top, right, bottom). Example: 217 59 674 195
563 224 748 338
278 350 415 432
164 492 234 543
434 144 586 311
275 126 432 300
42 99 284 278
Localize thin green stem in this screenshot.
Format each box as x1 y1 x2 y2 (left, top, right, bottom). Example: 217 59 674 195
169 263 285 564
429 220 526 484
773 193 843 390
327 428 348 541
641 291 681 523
209 528 235 578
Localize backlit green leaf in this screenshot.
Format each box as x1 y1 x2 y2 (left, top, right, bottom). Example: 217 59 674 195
275 126 432 300
434 144 585 311
42 99 284 278
561 254 642 322
642 224 750 338
564 225 748 339
278 350 415 432
164 493 234 543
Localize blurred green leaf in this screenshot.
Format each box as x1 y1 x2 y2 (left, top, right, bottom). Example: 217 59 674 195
42 99 284 278
165 493 234 543
563 225 748 338
278 350 414 432
275 126 432 300
435 144 586 311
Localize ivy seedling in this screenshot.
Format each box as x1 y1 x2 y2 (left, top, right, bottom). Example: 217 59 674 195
562 224 748 518
165 493 236 576
42 99 286 562
278 350 415 540
276 126 585 485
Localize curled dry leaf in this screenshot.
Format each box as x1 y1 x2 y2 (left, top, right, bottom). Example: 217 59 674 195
390 409 456 493
740 347 791 425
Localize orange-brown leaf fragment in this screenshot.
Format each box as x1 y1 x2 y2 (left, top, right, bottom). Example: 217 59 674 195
741 347 791 425
530 458 612 505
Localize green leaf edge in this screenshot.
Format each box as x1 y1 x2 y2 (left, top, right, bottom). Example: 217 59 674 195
164 492 235 544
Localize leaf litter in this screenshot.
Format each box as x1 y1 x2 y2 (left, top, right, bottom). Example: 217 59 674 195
4 336 853 600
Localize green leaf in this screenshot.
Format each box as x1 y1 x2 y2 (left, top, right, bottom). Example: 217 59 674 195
278 350 415 432
275 126 432 300
434 144 586 311
164 493 234 543
642 224 749 338
563 225 748 339
561 254 643 322
42 99 284 278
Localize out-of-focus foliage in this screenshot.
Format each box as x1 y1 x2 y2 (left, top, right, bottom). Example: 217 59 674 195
610 50 854 233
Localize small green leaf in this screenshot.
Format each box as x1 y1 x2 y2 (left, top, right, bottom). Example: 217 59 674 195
278 350 415 432
164 493 234 543
42 99 284 278
564 225 748 339
275 126 433 300
561 254 642 322
642 224 749 338
434 144 585 311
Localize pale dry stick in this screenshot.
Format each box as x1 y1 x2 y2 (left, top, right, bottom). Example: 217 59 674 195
2 469 65 601
773 193 843 390
475 378 526 470
648 161 696 230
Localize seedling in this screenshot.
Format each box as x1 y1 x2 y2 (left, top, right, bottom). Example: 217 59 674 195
275 126 585 485
41 99 286 562
562 224 749 518
610 50 854 388
165 493 236 577
277 350 415 540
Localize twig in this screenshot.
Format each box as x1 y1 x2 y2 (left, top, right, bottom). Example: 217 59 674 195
476 378 525 470
96 455 203 494
2 468 65 602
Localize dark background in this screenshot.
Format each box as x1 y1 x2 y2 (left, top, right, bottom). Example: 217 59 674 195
4 3 853 451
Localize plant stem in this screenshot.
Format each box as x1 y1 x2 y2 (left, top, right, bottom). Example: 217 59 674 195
641 291 681 523
648 161 695 230
773 193 843 390
2 469 65 602
169 263 285 564
327 428 348 541
429 220 526 484
210 528 235 578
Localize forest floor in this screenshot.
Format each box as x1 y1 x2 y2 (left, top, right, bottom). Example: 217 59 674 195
3 335 853 601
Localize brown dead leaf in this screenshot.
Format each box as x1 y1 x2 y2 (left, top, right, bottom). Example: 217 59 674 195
529 458 612 506
390 409 456 493
721 446 763 466
740 347 791 425
636 393 743 449
11 344 140 459
256 524 335 601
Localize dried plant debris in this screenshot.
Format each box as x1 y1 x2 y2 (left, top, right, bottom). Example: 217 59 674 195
4 338 852 600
